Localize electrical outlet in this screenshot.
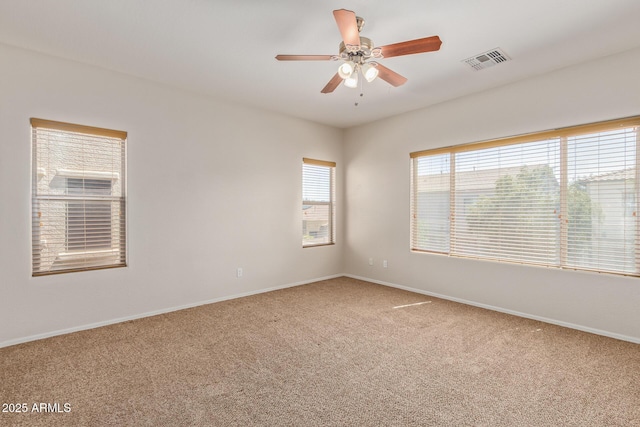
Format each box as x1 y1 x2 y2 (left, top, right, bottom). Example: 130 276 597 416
383 260 388 268
237 267 243 278
369 258 374 266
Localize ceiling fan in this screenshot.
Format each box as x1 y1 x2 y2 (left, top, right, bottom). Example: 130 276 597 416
275 9 442 94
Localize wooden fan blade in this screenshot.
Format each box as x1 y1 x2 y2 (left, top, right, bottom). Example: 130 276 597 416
333 9 360 48
375 64 408 87
321 73 343 94
378 36 442 58
275 55 333 61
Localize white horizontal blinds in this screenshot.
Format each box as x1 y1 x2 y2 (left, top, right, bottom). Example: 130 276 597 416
410 116 640 276
453 139 561 265
31 119 127 276
302 158 336 247
66 179 113 251
565 126 638 274
411 153 450 252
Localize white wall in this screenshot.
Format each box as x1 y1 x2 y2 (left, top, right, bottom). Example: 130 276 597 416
2 42 639 347
0 44 344 346
344 47 640 342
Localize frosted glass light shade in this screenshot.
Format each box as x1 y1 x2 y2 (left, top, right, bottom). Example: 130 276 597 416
362 62 379 82
338 61 355 79
344 72 358 88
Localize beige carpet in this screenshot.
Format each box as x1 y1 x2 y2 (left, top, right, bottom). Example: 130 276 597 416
1 277 639 426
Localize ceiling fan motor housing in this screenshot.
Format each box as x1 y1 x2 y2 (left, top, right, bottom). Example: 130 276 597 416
339 37 375 62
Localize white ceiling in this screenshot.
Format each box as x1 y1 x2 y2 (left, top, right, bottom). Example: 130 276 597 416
1 0 640 128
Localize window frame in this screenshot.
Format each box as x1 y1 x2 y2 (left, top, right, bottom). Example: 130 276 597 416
31 118 127 276
410 115 640 277
302 158 336 248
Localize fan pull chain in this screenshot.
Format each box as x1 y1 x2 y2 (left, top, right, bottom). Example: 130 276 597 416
355 74 364 107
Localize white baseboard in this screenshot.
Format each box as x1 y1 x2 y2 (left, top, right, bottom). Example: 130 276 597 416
345 274 640 344
0 274 343 349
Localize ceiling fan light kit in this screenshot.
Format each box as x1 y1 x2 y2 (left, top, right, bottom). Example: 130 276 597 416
276 9 442 94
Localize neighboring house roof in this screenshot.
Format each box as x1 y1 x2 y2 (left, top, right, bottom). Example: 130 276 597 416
417 165 555 192
577 167 635 183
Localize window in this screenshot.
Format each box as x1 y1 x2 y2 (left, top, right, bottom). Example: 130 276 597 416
31 118 127 275
411 116 640 276
302 158 336 247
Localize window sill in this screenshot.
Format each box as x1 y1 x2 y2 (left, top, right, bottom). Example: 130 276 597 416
303 243 335 248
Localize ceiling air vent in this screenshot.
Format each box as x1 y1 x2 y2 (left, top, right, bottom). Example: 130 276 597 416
463 48 511 71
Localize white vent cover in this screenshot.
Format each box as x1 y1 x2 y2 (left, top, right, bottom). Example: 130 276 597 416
463 48 511 71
